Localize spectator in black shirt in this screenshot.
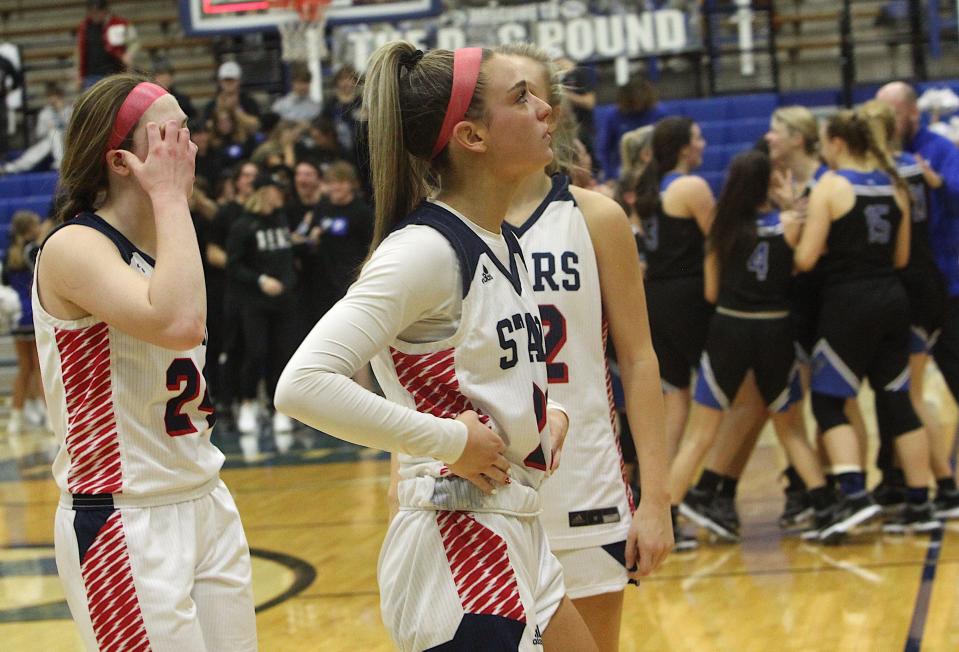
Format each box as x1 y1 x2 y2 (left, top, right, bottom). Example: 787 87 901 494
294 115 351 167
208 161 258 416
321 65 360 155
286 159 325 339
312 161 373 316
226 171 298 438
557 56 597 152
210 107 257 164
190 119 225 192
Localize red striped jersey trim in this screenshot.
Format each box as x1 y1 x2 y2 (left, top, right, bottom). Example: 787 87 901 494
389 347 490 424
80 511 150 651
603 317 635 513
437 511 526 623
57 322 122 495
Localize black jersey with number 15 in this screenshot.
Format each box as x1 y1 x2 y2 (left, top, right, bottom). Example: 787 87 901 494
818 169 903 286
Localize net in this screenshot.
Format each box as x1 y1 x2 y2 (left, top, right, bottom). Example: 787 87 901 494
268 0 331 63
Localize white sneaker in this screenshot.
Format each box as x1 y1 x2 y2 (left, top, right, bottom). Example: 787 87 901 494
237 401 259 434
7 409 22 435
272 411 293 434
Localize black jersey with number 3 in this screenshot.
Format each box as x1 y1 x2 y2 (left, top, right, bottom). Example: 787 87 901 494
819 169 903 285
717 211 793 313
641 173 705 281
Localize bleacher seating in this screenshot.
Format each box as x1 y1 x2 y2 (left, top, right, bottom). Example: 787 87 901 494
592 93 778 188
0 171 58 254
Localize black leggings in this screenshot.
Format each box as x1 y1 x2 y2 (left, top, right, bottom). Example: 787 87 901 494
239 301 298 405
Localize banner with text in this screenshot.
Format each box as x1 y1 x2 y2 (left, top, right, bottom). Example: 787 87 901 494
331 1 704 72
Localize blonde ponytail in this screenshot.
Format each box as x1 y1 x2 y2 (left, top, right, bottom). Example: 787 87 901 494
363 42 491 254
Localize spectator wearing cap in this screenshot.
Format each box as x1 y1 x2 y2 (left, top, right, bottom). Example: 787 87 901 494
272 63 322 124
204 61 262 124
153 59 196 118
75 0 139 90
226 170 299 439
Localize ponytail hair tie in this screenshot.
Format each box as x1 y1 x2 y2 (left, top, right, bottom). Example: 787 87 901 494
400 49 424 72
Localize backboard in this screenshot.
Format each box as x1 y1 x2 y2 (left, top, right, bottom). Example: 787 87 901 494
180 0 441 35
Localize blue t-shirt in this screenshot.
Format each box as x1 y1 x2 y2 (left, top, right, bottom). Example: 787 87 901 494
906 127 959 296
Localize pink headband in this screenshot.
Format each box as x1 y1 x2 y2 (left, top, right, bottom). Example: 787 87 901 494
430 48 483 160
107 82 169 151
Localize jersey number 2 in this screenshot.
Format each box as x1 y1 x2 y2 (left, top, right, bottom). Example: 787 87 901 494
165 358 215 436
539 304 569 384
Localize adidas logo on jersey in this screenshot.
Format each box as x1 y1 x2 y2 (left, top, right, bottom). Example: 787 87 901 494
481 265 494 283
533 625 543 645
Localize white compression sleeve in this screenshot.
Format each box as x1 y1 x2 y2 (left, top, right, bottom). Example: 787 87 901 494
274 226 469 463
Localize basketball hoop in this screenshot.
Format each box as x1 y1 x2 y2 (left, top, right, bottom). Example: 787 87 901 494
267 0 330 103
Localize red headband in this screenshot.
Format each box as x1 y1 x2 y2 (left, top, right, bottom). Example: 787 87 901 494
107 82 169 151
430 48 483 160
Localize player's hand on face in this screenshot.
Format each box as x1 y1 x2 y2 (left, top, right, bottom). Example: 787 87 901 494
546 407 569 475
117 120 197 200
626 500 673 579
450 410 509 495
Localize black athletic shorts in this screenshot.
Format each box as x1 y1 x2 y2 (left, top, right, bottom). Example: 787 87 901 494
645 275 713 390
693 311 801 412
811 276 911 398
898 261 947 354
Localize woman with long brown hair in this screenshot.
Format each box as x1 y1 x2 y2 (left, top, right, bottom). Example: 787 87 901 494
36 74 256 650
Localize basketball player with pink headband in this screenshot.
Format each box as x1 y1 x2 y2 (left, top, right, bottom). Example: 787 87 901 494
36 76 257 651
277 45 598 650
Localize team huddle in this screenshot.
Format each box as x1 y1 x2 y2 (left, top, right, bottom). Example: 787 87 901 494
33 34 959 652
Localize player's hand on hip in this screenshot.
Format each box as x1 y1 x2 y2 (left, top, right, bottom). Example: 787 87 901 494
626 500 673 578
450 410 509 495
117 120 197 200
546 407 569 474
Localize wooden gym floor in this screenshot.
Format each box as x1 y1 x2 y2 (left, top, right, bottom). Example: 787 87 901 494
1 372 958 651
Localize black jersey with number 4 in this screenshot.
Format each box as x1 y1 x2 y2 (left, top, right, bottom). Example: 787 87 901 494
818 169 903 286
717 211 793 313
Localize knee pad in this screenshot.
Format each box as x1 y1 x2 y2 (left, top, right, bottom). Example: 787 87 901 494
875 390 922 440
811 392 848 433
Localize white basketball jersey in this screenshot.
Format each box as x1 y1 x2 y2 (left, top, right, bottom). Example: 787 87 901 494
507 176 634 550
34 214 224 497
371 202 552 491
